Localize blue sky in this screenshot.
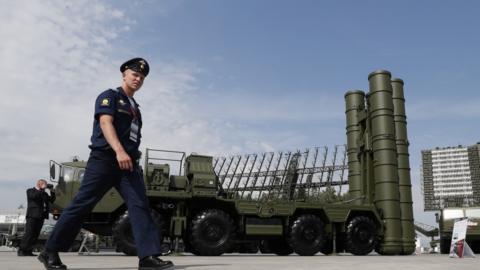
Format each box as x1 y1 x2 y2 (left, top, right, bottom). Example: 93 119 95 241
1 0 479 228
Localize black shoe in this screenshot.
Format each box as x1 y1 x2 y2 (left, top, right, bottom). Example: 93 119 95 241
37 251 67 270
139 256 174 270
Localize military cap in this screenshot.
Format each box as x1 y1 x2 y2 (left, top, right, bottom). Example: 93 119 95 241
120 57 150 77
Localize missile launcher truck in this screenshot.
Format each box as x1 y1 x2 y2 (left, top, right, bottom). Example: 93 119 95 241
48 70 415 256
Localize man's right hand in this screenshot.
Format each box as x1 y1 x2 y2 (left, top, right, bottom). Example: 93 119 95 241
99 114 133 171
116 150 133 171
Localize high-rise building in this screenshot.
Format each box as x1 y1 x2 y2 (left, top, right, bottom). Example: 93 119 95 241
421 143 480 211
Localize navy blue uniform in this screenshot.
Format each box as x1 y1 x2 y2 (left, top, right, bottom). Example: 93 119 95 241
45 87 161 259
89 87 142 158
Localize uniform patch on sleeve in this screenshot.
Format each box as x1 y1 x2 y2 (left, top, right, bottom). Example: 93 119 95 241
101 98 111 107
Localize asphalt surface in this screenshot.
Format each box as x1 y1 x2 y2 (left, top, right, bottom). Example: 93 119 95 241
0 249 479 270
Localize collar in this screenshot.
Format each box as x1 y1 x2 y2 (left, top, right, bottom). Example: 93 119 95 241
116 87 140 107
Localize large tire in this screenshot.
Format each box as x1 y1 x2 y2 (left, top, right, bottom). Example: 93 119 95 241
345 216 377 255
287 214 325 256
263 238 294 256
188 209 236 256
374 242 385 255
113 210 166 256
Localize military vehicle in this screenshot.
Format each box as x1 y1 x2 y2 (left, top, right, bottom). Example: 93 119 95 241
436 207 480 254
48 70 415 256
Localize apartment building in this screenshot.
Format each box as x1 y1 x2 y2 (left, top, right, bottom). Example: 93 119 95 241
422 143 480 210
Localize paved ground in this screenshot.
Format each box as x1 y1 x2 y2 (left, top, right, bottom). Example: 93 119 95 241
0 249 478 270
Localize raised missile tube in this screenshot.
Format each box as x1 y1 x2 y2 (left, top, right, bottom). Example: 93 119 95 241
391 78 415 255
367 70 403 255
345 90 366 204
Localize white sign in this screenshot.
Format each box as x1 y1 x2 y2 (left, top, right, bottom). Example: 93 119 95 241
449 218 475 258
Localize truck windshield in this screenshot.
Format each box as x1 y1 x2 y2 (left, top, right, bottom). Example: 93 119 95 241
62 166 75 182
465 209 480 218
443 209 464 220
78 169 85 182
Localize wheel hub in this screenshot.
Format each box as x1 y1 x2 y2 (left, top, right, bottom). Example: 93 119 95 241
303 228 316 241
354 226 372 244
203 221 225 243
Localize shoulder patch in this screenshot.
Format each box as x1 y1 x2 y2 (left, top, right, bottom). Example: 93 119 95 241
101 98 111 107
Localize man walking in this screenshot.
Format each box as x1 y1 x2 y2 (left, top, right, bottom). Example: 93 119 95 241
38 58 174 270
18 179 55 256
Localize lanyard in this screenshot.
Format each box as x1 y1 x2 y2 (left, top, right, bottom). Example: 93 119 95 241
127 97 138 120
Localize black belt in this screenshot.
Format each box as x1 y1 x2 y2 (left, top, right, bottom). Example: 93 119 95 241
90 148 140 161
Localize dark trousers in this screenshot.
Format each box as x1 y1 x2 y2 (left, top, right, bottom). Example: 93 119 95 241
45 151 161 259
20 217 44 252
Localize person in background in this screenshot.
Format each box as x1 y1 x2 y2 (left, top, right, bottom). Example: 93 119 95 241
18 179 55 256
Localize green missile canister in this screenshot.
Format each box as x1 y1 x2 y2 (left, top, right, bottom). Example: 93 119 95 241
391 78 415 255
345 90 366 204
367 70 403 255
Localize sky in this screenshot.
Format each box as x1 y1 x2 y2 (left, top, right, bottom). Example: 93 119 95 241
0 0 479 229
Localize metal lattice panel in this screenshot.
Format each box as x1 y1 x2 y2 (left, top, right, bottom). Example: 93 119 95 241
214 145 348 202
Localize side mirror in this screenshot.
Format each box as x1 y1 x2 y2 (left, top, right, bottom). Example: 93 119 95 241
50 163 56 180
49 160 62 183
435 213 439 223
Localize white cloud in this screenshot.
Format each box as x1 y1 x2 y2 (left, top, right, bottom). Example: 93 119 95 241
0 1 129 179
0 1 143 208
0 1 275 210
111 9 125 19
0 1 351 211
